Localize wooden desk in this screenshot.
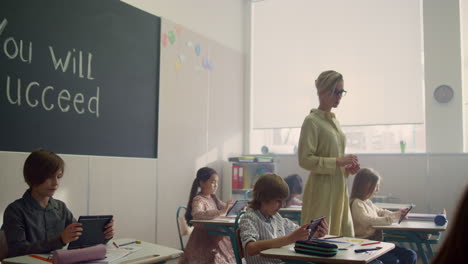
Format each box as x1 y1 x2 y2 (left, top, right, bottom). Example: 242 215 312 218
260 237 395 264
2 239 183 264
373 221 447 264
279 206 302 224
374 203 411 211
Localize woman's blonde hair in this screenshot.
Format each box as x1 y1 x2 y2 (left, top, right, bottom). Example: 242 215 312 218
350 168 381 201
249 173 289 210
315 70 343 94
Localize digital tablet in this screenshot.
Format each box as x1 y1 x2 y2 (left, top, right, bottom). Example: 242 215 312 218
398 204 414 224
307 216 325 240
226 200 248 217
68 215 113 249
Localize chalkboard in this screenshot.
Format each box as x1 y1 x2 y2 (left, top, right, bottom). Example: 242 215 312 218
0 0 160 158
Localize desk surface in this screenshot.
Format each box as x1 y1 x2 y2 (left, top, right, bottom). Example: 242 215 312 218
2 239 183 264
374 203 411 211
373 220 447 232
260 237 395 264
190 217 236 226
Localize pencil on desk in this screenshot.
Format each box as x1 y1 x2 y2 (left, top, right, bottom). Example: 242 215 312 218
324 236 343 240
113 241 120 248
361 241 380 246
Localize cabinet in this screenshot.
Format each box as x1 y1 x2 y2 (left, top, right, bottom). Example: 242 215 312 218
222 159 275 201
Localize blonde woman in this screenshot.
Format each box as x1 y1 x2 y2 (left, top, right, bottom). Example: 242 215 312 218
298 70 359 236
350 168 416 264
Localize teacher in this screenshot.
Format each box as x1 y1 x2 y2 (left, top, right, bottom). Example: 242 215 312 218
298 70 359 237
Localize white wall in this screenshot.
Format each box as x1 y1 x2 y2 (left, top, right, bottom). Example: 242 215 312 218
424 0 464 153
121 0 246 54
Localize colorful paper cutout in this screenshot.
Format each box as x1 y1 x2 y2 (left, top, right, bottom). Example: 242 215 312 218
168 31 175 45
195 44 201 56
186 41 194 48
175 58 181 72
162 33 168 47
176 24 182 35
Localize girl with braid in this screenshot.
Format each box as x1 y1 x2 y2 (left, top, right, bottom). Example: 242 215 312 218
179 167 235 264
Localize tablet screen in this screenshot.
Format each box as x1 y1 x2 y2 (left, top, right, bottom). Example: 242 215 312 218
226 200 248 217
68 215 113 249
398 205 414 224
307 216 325 240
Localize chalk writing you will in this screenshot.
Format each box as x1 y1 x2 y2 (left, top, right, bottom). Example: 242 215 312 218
1 17 100 117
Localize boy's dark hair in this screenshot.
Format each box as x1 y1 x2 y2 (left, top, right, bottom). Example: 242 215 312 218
284 174 303 205
249 173 289 210
23 149 65 187
185 167 222 226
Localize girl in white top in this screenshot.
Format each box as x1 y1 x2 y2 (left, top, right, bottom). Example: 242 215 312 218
350 168 417 264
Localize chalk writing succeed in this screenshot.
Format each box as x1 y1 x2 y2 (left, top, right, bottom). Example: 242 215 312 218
1 18 100 117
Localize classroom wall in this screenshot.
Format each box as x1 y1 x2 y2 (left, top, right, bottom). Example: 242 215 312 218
0 0 247 249
121 0 246 54
423 0 464 153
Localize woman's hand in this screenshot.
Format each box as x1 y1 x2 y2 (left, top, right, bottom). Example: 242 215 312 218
104 219 115 239
312 219 329 238
336 154 358 167
61 222 83 244
345 163 361 175
288 223 310 243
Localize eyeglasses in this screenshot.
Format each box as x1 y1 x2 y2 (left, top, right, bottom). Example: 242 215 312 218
332 89 347 97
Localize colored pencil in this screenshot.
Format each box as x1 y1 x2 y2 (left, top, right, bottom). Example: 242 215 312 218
361 241 381 246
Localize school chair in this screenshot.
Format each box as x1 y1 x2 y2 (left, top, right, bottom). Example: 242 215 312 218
0 230 8 261
176 205 192 251
233 211 246 264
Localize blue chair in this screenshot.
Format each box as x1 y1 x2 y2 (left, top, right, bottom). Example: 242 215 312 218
176 206 188 251
233 211 246 264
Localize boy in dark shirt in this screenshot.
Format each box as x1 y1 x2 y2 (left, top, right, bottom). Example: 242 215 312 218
1 149 114 257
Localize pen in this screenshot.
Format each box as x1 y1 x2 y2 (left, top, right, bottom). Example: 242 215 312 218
324 236 343 240
361 241 380 246
119 240 141 247
113 242 120 248
29 254 53 263
354 247 382 253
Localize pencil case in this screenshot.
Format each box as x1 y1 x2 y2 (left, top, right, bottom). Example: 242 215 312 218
52 244 106 264
294 240 338 257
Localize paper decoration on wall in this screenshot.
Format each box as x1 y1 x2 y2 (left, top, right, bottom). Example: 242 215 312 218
186 41 194 48
176 24 182 35
195 44 201 56
178 54 186 62
168 31 175 45
194 66 203 72
202 56 214 70
175 58 182 72
162 33 168 47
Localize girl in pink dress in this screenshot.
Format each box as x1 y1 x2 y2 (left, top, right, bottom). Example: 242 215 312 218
179 167 235 264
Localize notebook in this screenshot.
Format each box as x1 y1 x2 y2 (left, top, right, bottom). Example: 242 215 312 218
225 200 248 218
68 215 113 249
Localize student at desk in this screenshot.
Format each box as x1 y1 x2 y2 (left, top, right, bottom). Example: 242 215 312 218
1 149 114 257
350 168 416 264
239 173 328 264
179 167 235 264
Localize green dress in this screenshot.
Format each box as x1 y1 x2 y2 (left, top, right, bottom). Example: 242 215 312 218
298 108 354 237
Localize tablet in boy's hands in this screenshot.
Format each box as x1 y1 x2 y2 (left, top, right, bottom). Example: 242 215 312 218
68 215 113 249
307 216 325 240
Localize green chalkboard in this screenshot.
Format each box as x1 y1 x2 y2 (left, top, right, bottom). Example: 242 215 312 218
0 0 160 158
